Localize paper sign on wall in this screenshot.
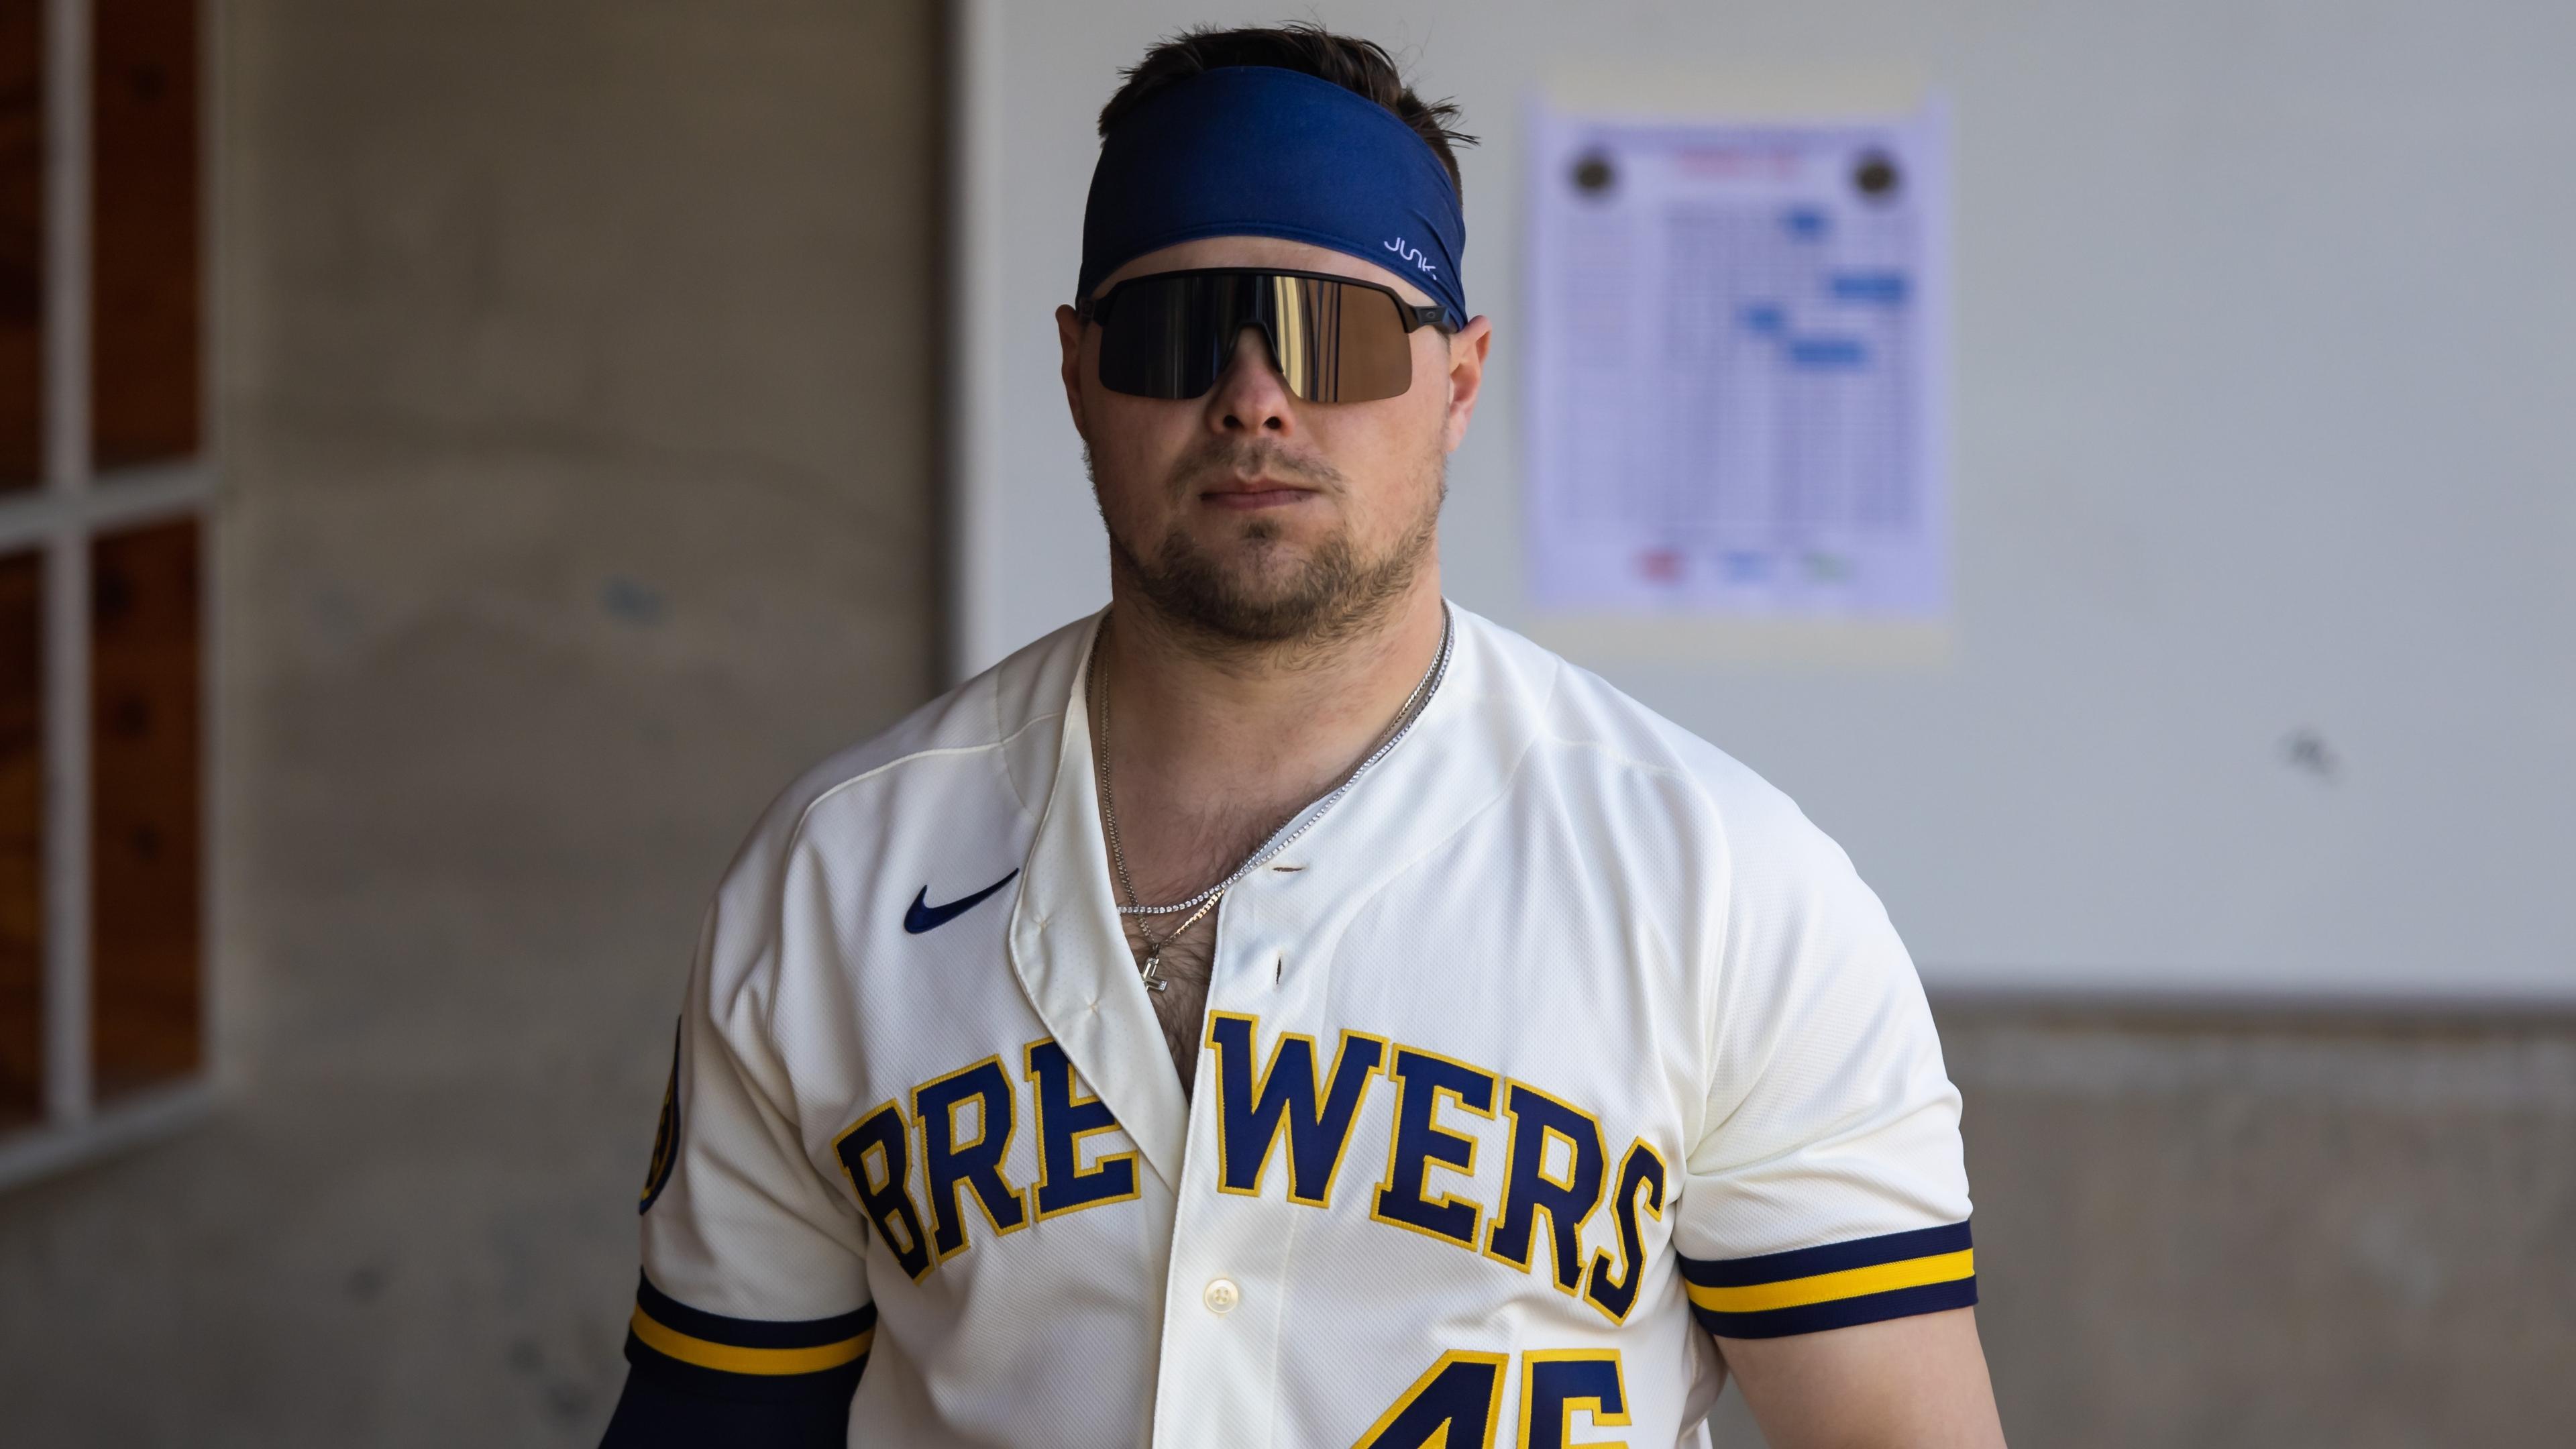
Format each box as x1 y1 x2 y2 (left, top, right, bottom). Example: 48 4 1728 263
1523 101 1950 618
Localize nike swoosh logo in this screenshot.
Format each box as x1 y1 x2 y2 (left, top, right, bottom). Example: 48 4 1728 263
903 870 1020 934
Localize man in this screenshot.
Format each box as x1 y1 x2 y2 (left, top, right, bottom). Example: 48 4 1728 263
602 23 2004 1448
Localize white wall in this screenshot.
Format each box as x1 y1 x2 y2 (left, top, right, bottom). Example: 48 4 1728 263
955 0 2576 1002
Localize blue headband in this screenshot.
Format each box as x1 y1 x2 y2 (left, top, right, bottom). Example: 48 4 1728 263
1077 66 1467 327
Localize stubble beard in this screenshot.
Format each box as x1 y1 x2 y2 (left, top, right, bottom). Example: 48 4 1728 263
1092 439 1444 660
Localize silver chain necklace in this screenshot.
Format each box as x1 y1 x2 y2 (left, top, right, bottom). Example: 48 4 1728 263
1092 604 1454 991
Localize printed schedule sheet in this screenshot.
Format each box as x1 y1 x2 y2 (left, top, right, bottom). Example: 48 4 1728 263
1523 101 1951 618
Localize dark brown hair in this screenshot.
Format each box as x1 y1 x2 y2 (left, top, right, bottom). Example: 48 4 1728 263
1096 22 1477 201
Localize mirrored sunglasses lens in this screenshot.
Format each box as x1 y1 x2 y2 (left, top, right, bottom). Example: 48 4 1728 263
1095 274 1415 402
1095 276 1230 398
1268 276 1413 404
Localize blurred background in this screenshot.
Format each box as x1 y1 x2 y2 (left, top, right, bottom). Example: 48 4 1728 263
0 1 2569 1444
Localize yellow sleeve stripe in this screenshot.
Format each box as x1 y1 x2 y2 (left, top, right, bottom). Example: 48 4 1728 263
1685 1248 1974 1314
629 1307 874 1376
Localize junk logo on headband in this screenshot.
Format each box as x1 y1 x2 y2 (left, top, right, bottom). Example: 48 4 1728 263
1077 66 1468 329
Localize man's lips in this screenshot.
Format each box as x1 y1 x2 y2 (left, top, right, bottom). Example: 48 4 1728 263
1198 476 1320 510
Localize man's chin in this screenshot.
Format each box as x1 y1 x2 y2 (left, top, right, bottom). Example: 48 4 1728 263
1132 556 1360 645
1110 509 1430 651
1197 549 1318 598
1163 584 1339 643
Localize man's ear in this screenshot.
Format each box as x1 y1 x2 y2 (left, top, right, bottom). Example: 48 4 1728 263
1442 315 1495 453
1055 305 1089 440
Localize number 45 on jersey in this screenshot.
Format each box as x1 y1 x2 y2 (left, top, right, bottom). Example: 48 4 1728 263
1358 1348 1628 1448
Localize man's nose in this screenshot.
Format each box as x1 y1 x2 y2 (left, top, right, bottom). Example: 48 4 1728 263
1206 325 1294 435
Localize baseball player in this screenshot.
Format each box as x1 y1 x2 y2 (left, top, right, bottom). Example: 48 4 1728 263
600 23 2003 1448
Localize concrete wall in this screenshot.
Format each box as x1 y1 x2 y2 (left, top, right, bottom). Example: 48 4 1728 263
0 1 942 1442
1942 1006 2575 1448
1699 1006 2576 1449
0 3 2569 1447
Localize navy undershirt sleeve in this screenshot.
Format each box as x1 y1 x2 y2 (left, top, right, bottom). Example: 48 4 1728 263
598 1365 855 1448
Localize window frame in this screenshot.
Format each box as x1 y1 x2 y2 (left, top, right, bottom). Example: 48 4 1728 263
0 0 215 1191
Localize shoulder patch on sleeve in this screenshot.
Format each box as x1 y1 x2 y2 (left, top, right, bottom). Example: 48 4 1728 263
639 1020 682 1214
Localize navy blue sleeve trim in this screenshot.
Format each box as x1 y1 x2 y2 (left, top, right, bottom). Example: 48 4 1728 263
1676 1220 1978 1338
1676 1220 1973 1288
1689 1275 1980 1338
636 1273 875 1350
623 1275 872 1405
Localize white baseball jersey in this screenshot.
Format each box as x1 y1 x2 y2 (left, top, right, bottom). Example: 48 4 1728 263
605 604 1974 1448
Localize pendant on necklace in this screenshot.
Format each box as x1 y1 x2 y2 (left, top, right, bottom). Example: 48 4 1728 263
1139 951 1169 992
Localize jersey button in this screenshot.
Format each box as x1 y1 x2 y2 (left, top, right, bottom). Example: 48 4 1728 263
1202 1277 1241 1314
